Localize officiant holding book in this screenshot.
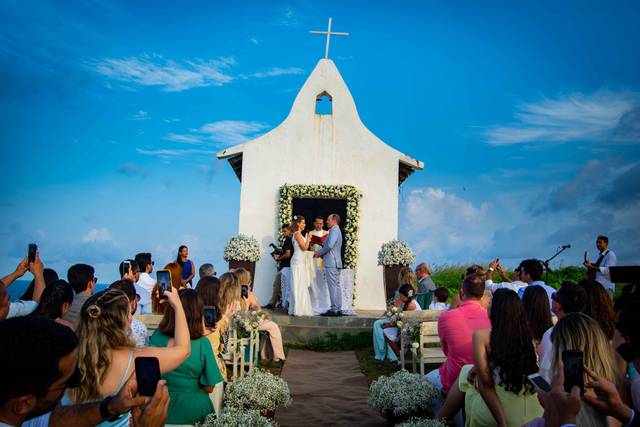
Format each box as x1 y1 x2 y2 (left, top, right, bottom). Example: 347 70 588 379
308 216 329 268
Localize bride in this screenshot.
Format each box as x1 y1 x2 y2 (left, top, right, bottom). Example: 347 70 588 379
289 215 315 316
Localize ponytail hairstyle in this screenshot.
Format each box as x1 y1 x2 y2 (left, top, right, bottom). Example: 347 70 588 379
397 283 416 311
33 280 74 320
70 289 134 403
290 215 305 233
176 245 188 263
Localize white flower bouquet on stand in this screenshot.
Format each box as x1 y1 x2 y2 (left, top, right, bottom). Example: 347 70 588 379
196 408 277 427
377 240 416 301
224 234 261 279
368 370 439 423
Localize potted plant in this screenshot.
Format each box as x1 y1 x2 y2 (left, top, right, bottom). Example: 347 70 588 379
368 370 439 425
196 408 277 427
224 234 261 278
224 368 291 419
377 240 416 300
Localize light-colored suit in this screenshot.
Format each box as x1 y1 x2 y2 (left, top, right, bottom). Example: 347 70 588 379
317 225 343 312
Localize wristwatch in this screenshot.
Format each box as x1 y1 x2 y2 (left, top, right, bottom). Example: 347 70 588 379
99 395 121 422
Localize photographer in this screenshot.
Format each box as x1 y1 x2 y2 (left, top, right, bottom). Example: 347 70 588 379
265 225 293 309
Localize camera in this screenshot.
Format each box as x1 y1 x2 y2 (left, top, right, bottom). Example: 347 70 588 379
269 243 284 257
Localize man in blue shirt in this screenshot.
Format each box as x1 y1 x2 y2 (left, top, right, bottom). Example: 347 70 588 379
516 259 556 308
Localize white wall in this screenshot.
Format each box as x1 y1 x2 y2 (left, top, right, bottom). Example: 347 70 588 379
231 59 414 310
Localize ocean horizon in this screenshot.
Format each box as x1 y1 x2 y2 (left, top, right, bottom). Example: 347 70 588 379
6 279 109 302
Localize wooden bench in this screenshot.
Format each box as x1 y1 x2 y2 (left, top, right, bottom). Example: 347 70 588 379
399 319 446 375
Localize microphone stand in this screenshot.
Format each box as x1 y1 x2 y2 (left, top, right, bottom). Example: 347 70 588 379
543 246 570 283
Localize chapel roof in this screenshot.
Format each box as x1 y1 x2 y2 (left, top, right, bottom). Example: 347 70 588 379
217 59 423 185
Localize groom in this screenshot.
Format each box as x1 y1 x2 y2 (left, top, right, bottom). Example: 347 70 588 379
314 213 343 316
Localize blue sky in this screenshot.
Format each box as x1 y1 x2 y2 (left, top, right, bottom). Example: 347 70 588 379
1 0 639 284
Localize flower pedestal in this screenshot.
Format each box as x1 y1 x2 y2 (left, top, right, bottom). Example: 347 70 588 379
229 260 256 280
383 265 404 300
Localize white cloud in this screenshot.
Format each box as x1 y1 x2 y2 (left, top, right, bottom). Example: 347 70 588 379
485 90 640 145
163 120 270 148
95 53 304 92
250 37 259 45
279 6 299 27
400 188 494 263
95 54 235 92
132 110 150 120
82 227 113 243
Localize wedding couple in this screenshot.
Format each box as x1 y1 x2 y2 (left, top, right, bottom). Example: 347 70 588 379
288 213 343 317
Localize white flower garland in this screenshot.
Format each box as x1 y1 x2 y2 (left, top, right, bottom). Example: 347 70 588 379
377 239 416 266
278 184 361 269
224 234 262 262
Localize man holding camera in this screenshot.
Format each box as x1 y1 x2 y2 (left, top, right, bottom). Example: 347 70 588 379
265 225 293 309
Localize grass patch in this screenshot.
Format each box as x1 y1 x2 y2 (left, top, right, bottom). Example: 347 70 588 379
286 331 373 352
355 348 399 384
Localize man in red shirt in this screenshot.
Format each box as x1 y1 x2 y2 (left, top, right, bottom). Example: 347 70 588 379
424 273 491 412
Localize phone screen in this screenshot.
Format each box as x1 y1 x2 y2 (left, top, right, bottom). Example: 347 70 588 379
562 350 584 394
157 270 171 297
527 373 551 392
28 244 37 263
241 285 249 299
134 357 160 397
122 261 131 276
204 306 217 328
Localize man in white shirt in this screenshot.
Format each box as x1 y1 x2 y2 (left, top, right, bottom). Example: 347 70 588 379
485 258 528 295
0 255 46 320
584 235 617 296
134 252 155 315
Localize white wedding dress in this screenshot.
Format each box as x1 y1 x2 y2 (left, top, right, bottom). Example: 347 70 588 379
289 232 315 317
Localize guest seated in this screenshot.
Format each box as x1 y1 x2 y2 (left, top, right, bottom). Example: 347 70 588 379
67 286 190 426
196 275 227 378
424 273 491 416
109 279 149 348
150 288 223 425
522 285 553 357
397 266 417 294
538 281 587 381
1 254 46 319
373 283 422 362
578 279 616 341
529 312 618 426
32 279 74 329
0 316 165 427
429 287 450 310
214 272 242 368
62 263 97 328
235 268 285 362
437 289 543 426
19 268 59 300
449 265 491 310
199 263 216 279
515 259 555 306
484 258 528 295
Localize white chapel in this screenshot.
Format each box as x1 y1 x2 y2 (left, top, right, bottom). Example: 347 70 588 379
218 48 423 310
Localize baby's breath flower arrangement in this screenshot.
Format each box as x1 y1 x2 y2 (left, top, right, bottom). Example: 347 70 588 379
225 369 291 412
368 370 439 418
195 408 277 427
231 310 267 339
224 234 261 262
377 240 416 266
396 418 447 427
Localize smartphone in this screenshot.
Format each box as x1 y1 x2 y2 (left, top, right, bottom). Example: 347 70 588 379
241 285 249 299
156 270 172 297
584 251 589 262
617 343 635 363
134 357 161 397
527 373 551 392
204 306 217 328
28 243 37 263
562 350 584 394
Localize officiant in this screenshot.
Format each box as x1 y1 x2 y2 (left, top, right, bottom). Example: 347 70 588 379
308 216 329 268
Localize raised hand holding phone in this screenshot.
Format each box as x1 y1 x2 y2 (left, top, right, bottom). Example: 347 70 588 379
163 285 180 308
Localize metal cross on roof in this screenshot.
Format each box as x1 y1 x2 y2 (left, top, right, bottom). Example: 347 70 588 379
309 17 349 59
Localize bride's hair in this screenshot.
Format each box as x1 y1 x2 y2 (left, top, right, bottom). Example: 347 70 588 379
290 215 305 232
